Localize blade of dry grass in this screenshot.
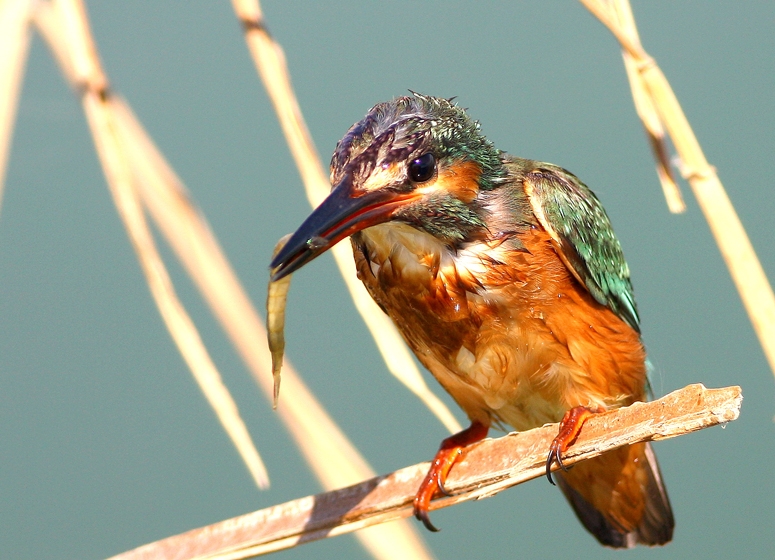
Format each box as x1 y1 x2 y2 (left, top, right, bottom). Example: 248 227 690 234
0 0 34 212
621 50 685 213
582 0 775 378
613 1 685 214
231 0 462 436
40 0 269 489
108 383 742 560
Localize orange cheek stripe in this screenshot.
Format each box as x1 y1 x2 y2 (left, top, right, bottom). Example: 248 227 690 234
436 160 482 203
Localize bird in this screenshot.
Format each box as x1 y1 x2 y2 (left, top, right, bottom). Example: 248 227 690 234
269 93 674 548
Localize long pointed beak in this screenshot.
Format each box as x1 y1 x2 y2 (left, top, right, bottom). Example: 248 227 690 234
269 174 413 281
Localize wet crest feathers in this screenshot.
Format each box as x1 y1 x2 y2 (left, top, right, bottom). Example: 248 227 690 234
329 93 504 190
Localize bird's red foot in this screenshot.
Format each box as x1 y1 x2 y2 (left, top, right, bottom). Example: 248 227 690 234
546 405 605 485
413 421 489 532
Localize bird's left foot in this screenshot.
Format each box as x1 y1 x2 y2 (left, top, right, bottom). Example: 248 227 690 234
413 421 489 532
546 405 604 485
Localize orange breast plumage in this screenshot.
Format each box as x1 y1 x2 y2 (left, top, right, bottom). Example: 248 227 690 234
352 218 646 431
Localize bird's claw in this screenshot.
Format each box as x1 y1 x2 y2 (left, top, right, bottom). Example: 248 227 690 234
437 477 452 497
412 421 489 532
546 405 602 485
545 442 570 486
413 467 445 532
412 463 442 532
413 503 441 532
410 476 452 530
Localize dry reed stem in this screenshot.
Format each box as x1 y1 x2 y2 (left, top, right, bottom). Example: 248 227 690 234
108 383 742 560
616 3 684 214
231 0 462 436
41 0 269 489
582 0 775 378
0 0 34 212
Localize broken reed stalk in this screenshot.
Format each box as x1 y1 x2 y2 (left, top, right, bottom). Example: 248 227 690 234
108 384 742 560
231 0 462 436
615 3 685 214
39 0 269 489
0 0 34 211
582 0 775 378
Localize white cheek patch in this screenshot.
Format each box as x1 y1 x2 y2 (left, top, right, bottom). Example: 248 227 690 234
361 163 403 192
414 182 444 197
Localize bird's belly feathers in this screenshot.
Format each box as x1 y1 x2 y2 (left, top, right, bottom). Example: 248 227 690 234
353 222 647 431
420 338 571 430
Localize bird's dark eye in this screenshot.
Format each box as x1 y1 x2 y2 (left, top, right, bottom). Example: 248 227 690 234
408 153 436 183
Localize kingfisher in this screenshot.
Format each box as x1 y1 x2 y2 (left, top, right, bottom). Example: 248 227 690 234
270 93 674 548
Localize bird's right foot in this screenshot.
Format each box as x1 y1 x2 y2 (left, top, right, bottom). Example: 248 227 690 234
546 405 604 485
413 421 489 531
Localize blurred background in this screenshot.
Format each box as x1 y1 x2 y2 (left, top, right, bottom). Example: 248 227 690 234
2 1 773 558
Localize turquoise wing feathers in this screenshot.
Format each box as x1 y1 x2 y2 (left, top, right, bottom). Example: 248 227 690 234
523 164 640 333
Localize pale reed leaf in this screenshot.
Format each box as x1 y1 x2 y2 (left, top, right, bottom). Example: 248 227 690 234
615 1 684 213
0 0 34 211
32 2 75 82
655 163 684 215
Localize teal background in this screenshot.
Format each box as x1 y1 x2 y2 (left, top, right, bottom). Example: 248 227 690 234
2 2 774 558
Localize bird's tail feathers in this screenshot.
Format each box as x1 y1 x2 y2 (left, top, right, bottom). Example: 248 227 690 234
555 442 674 548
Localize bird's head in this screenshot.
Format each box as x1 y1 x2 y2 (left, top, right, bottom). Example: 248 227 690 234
270 93 505 280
